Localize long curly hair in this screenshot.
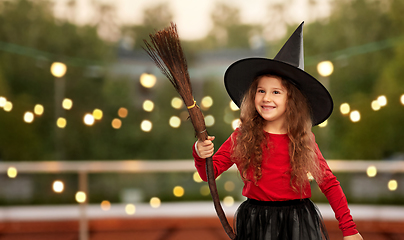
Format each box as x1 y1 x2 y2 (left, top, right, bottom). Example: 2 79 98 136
231 74 324 193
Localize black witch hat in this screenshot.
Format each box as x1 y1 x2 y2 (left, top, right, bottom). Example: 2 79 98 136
224 22 333 126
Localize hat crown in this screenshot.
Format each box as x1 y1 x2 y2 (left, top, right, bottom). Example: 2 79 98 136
274 22 304 70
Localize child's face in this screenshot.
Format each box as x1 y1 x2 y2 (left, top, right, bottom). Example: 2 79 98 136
254 75 288 132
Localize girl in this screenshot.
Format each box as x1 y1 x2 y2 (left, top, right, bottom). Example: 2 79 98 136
193 23 363 240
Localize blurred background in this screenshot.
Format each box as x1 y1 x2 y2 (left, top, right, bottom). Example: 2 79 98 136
0 0 403 239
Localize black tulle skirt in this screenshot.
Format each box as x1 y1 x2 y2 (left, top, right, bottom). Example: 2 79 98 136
234 198 329 240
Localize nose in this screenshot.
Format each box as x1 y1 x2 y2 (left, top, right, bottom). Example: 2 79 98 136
263 93 271 102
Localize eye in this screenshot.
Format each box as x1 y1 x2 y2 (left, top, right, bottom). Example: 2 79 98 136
257 89 265 94
273 90 280 94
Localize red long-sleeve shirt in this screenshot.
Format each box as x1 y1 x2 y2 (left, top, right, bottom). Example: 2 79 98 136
193 130 358 237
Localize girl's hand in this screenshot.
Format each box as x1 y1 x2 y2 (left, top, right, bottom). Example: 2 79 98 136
343 233 363 240
196 136 215 158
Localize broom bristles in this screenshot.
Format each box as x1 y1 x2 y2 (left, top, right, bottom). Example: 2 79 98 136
143 23 193 106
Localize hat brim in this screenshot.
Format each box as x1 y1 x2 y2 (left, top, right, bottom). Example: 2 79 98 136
224 58 333 126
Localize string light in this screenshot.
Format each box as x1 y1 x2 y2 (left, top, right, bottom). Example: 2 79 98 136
200 185 210 196
125 204 136 215
232 119 241 130
317 60 334 77
57 117 67 128
83 114 95 126
193 172 203 183
173 186 185 197
318 120 328 128
224 181 235 192
230 101 239 111
204 115 215 127
169 116 181 128
223 196 235 207
388 179 398 191
3 101 13 112
349 110 361 122
52 180 64 193
201 96 213 109
0 96 6 107
24 111 34 123
34 104 44 115
149 197 161 208
101 200 111 211
118 107 128 118
366 166 377 177
171 97 183 109
143 100 154 112
340 103 350 115
62 98 73 110
75 191 86 203
377 95 387 107
140 73 156 88
141 120 152 132
50 62 67 78
93 109 103 120
7 167 17 178
111 118 122 129
371 100 381 111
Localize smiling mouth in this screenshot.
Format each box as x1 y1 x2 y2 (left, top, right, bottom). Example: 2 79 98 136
262 106 275 110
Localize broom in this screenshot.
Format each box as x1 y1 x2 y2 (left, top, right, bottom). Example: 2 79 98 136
143 22 236 240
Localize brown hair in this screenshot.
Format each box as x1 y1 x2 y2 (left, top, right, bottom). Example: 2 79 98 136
231 74 324 193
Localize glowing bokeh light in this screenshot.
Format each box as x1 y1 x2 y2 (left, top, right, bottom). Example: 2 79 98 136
200 185 210 196
388 179 398 191
171 97 183 109
193 172 203 183
93 109 103 120
34 104 44 115
366 166 377 177
101 200 111 211
201 96 213 109
232 119 241 130
377 95 387 107
230 101 239 111
317 60 334 77
371 100 381 111
4 101 13 112
62 98 73 110
118 107 128 118
24 111 34 123
7 167 17 178
340 103 350 115
141 120 152 132
400 94 404 105
0 97 6 107
84 114 95 126
75 191 86 203
143 100 154 112
223 196 235 207
111 118 122 129
224 181 235 192
53 180 64 193
50 62 67 78
140 73 156 88
349 110 361 122
125 204 136 215
57 117 67 128
318 120 328 128
173 186 185 197
149 197 161 208
169 116 181 128
205 115 215 127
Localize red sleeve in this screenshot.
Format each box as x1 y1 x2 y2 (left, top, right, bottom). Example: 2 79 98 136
315 144 358 237
193 132 236 182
